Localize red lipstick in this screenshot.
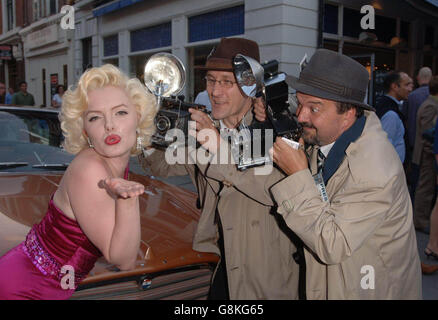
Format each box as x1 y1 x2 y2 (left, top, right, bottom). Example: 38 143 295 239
105 134 121 145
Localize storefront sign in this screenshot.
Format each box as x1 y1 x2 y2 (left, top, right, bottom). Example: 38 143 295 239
0 45 12 60
26 24 59 49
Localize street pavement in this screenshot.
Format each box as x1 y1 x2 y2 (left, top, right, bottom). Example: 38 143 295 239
416 230 438 300
132 159 438 300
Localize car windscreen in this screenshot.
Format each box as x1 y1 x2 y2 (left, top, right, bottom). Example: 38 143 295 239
0 109 74 172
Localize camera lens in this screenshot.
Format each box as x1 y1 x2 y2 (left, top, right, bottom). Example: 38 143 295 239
155 115 172 133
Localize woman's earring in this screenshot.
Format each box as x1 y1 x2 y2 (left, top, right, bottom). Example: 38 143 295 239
87 137 94 148
136 129 143 151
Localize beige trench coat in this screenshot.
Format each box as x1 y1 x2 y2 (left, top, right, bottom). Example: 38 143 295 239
205 111 422 299
141 145 300 299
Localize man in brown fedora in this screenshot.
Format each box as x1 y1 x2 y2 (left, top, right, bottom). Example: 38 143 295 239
188 37 300 300
141 37 300 300
195 48 422 299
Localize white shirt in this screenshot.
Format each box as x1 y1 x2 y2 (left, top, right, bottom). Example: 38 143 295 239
52 93 63 106
320 142 335 158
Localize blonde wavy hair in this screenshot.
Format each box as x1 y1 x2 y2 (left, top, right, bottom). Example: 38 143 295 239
60 64 157 155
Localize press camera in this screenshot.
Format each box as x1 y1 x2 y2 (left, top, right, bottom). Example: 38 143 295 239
231 54 302 170
143 53 211 148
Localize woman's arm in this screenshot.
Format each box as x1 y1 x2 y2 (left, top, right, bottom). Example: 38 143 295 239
66 157 142 270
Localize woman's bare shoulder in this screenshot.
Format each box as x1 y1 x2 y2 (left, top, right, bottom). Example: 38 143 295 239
65 149 110 185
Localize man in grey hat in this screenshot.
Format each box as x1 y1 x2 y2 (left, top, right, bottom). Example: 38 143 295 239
196 48 422 299
269 49 422 299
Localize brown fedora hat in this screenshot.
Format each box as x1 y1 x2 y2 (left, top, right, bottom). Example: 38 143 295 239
198 37 260 72
286 49 374 111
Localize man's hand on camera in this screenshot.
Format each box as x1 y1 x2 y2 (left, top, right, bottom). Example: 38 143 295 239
270 137 308 175
253 97 267 122
188 108 221 154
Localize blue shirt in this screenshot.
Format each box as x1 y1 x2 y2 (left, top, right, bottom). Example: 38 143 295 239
381 110 405 163
194 90 212 112
5 93 12 105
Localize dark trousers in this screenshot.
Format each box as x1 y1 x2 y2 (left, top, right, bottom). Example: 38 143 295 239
414 149 436 229
208 216 230 300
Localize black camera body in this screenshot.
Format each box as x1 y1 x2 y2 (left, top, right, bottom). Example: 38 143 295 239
263 60 301 141
232 60 302 170
152 96 209 148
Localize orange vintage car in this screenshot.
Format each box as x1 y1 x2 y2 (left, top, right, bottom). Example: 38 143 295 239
0 106 218 300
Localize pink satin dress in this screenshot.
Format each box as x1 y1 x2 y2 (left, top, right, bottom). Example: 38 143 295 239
0 198 102 299
0 168 131 300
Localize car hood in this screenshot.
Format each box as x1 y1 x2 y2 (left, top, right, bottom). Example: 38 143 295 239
0 172 218 284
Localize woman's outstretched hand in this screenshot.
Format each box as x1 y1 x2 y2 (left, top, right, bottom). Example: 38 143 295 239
102 178 145 199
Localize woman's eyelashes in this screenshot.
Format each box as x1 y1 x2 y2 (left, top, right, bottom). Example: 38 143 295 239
116 110 128 116
88 110 128 122
88 115 99 122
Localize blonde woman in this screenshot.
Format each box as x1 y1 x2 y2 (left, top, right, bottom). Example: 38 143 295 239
0 64 157 299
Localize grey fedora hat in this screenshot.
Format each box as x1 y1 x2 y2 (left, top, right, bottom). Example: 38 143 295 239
286 49 375 111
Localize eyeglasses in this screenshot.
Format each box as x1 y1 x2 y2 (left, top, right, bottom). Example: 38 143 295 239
205 77 237 89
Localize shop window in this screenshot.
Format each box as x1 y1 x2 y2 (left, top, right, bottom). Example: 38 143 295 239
42 69 47 107
7 0 14 30
82 38 93 72
424 54 433 69
188 5 244 43
131 23 171 52
102 58 119 68
49 0 57 15
104 34 118 57
190 45 216 99
374 15 396 44
323 3 338 35
425 25 434 46
342 7 363 39
129 51 170 82
400 21 410 44
63 65 68 89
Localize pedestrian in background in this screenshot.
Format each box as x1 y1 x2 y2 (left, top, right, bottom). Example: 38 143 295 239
414 76 438 234
0 82 6 104
405 67 433 201
407 67 433 151
422 88 438 277
375 71 413 163
194 89 212 112
5 87 14 105
51 84 65 108
11 81 35 106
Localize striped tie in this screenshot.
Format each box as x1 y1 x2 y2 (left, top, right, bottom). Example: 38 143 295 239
317 149 325 173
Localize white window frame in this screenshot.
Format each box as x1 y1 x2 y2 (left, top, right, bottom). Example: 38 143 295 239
3 0 16 31
33 0 40 21
33 0 58 21
48 0 59 16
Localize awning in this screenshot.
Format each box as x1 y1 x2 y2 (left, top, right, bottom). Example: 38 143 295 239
424 0 438 7
93 0 145 17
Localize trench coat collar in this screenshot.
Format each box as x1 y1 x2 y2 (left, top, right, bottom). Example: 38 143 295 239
322 115 366 184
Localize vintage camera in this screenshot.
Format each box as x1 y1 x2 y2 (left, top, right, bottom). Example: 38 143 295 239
144 53 210 148
231 54 302 170
153 95 209 148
